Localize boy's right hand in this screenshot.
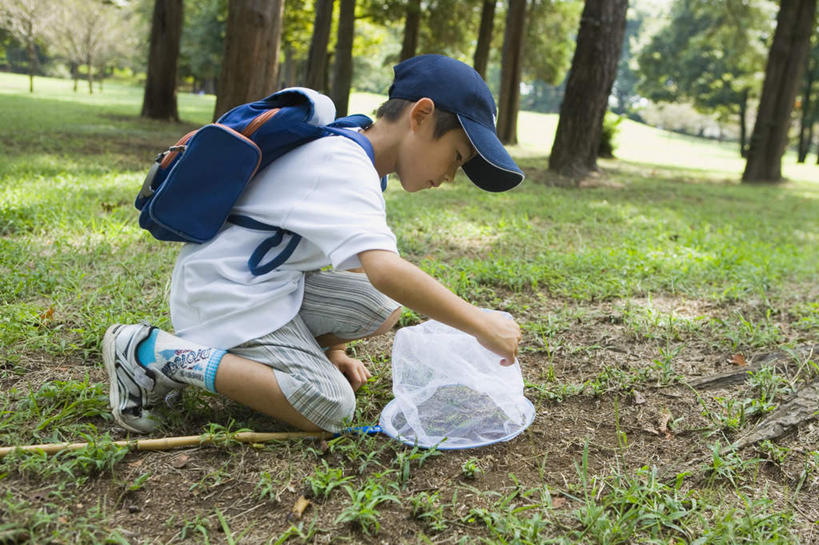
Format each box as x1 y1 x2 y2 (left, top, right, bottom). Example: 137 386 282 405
474 311 521 366
359 250 523 366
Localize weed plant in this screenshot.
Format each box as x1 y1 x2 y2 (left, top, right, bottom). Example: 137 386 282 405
334 472 401 535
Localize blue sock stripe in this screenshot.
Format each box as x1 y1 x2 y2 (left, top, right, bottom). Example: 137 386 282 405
136 329 159 368
204 349 226 393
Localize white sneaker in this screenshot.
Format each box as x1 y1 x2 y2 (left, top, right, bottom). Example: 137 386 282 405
102 323 184 434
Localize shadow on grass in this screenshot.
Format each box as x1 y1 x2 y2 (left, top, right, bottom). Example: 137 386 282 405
0 94 201 174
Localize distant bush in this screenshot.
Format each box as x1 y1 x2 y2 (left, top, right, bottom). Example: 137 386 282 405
598 111 623 158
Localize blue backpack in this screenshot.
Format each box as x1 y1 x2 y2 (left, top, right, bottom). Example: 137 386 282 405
135 87 381 276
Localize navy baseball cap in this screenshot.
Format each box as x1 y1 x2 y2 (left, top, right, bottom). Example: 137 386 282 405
388 54 524 192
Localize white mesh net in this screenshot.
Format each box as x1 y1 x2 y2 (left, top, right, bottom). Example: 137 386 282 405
379 316 535 449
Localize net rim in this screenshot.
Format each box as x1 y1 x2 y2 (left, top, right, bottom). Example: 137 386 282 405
377 396 536 450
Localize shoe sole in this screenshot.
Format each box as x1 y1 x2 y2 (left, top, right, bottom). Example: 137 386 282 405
103 324 146 435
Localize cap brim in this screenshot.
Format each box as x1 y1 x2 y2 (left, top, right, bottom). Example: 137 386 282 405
459 114 524 192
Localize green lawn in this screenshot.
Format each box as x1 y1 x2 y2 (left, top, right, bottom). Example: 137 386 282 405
1 71 817 543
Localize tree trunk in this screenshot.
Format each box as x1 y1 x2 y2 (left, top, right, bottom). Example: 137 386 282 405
548 0 629 181
141 0 183 121
282 43 296 87
473 0 496 79
497 0 526 145
330 0 356 117
70 62 78 92
816 126 819 165
797 59 815 163
262 0 286 95
400 0 421 62
26 40 35 93
739 88 748 158
214 0 282 120
742 0 817 183
87 53 93 95
304 0 335 92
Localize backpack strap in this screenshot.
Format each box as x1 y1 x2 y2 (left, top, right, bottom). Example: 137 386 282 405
235 116 384 276
227 214 302 276
324 115 388 191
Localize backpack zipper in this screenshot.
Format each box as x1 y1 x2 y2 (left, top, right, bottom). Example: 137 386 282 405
160 130 197 169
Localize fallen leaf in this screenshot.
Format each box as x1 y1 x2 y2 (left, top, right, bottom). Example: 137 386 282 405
731 354 747 366
39 307 54 322
642 426 659 436
658 411 672 439
288 496 311 521
319 440 330 454
633 390 646 405
171 454 190 469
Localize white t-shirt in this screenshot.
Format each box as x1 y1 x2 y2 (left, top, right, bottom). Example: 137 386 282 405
168 131 399 349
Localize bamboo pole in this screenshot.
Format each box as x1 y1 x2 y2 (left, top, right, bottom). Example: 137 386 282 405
0 431 334 459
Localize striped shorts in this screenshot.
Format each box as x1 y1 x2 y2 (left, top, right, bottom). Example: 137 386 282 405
229 270 401 432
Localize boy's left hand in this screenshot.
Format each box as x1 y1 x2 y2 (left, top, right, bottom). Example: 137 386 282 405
326 348 371 391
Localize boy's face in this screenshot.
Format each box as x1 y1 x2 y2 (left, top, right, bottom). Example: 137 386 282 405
395 100 476 193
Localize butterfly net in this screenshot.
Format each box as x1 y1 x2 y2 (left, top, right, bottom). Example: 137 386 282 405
379 315 535 449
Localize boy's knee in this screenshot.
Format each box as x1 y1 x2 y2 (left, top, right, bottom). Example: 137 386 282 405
320 384 356 432
372 307 402 337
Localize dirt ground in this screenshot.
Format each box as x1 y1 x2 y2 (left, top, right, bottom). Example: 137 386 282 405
3 292 819 544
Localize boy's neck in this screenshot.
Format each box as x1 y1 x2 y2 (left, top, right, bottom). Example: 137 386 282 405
362 120 399 179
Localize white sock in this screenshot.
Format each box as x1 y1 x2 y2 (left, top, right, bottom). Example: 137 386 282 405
137 329 226 392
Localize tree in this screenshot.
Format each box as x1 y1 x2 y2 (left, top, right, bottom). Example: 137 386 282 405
0 0 54 92
179 0 228 95
304 0 334 92
141 0 183 121
637 1 772 157
797 35 819 162
359 0 482 67
50 0 124 95
399 0 421 61
419 0 481 58
280 0 314 88
265 0 286 94
330 0 356 117
522 0 583 87
512 0 582 113
548 0 628 180
473 0 495 78
611 8 644 115
497 0 526 145
214 0 285 120
743 0 817 183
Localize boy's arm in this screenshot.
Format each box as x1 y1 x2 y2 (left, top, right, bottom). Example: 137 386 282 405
358 249 521 365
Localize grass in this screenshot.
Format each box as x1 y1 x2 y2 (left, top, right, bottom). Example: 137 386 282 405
0 70 817 542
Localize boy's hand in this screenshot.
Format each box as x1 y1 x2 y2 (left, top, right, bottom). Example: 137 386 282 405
326 348 371 391
474 311 522 366
359 250 524 367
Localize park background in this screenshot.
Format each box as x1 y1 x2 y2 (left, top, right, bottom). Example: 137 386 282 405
1 0 818 543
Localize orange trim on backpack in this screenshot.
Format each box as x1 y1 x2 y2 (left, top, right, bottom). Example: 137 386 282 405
160 130 198 169
242 108 281 138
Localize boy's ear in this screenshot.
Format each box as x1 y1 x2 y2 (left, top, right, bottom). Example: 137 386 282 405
408 98 435 131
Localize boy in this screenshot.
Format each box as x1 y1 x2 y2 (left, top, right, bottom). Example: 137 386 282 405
103 54 525 434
